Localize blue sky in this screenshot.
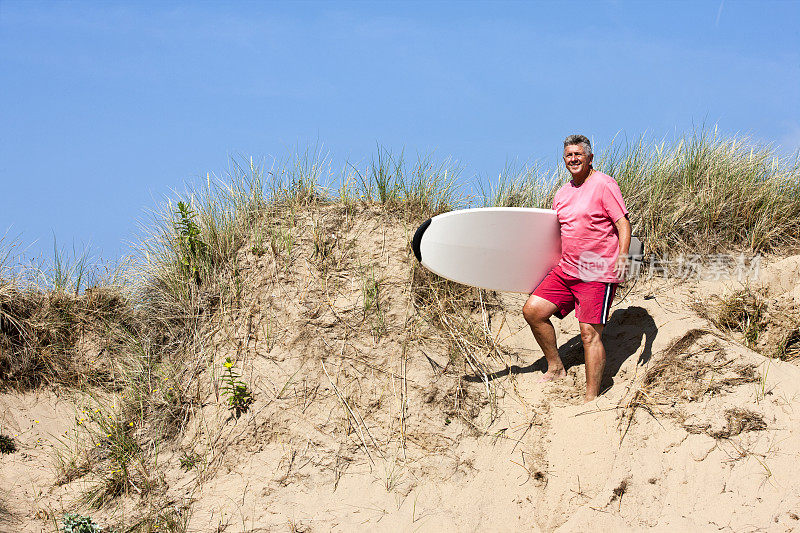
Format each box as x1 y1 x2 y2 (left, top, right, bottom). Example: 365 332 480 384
1 0 798 263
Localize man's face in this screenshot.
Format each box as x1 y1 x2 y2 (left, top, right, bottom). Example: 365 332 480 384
563 144 593 178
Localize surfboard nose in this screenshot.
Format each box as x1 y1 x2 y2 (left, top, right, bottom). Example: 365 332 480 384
411 218 431 263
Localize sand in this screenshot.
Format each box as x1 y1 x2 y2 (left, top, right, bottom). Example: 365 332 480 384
2 206 799 532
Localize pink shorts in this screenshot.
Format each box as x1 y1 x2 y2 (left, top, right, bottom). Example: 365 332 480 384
532 265 617 325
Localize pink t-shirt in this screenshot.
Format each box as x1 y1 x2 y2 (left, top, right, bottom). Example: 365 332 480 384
552 171 628 283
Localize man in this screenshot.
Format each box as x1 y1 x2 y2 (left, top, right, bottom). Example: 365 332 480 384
522 134 631 402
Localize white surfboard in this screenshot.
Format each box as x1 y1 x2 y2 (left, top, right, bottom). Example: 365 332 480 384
411 207 644 293
411 207 562 293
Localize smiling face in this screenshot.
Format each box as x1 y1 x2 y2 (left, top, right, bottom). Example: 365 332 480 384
563 144 594 180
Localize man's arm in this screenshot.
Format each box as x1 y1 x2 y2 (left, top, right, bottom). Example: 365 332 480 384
614 215 632 279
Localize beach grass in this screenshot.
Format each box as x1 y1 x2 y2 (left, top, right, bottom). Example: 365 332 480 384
477 129 800 256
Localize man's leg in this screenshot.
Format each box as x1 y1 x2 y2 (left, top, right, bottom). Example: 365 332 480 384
579 322 605 401
523 295 566 381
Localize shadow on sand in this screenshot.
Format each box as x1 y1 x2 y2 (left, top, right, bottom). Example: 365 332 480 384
465 306 657 391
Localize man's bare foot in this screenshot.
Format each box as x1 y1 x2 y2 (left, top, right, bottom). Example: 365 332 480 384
584 394 610 405
538 367 567 383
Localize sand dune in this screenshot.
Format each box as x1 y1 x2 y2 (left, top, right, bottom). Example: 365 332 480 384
2 206 799 532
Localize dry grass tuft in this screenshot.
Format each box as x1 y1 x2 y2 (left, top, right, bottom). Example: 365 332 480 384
619 329 761 438
0 284 134 390
115 500 191 533
409 262 506 426
51 398 164 510
351 148 464 220
764 302 800 361
711 408 767 438
701 288 767 348
697 286 800 361
610 477 630 505
777 327 800 361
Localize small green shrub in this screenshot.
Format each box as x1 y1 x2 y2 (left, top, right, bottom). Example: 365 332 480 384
361 267 379 316
174 201 208 284
221 357 253 417
0 433 16 454
179 450 201 471
62 513 101 533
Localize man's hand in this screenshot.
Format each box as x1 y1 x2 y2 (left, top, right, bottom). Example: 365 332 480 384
614 253 630 280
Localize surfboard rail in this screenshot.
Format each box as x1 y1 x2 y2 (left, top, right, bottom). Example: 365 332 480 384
411 217 431 263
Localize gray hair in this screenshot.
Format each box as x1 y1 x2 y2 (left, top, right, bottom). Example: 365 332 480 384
563 134 592 155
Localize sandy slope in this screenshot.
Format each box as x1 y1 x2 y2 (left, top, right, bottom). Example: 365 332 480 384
2 207 799 532
0 390 81 532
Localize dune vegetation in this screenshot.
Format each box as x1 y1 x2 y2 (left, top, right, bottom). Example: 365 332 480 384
1 130 799 532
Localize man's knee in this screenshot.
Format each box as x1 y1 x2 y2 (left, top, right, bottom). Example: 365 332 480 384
579 323 603 345
523 298 554 324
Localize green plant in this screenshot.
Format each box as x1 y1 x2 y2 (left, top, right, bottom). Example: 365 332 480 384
270 224 293 261
72 399 156 509
479 159 558 209
179 450 201 471
399 152 463 217
384 459 402 491
174 201 208 284
755 360 771 403
62 513 101 533
355 146 402 205
251 242 267 257
0 433 16 454
46 237 91 295
221 357 253 417
274 143 329 207
360 267 386 338
250 221 269 257
361 267 379 316
338 169 360 217
311 217 335 263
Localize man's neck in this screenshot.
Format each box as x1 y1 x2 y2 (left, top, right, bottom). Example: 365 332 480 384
571 167 594 186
